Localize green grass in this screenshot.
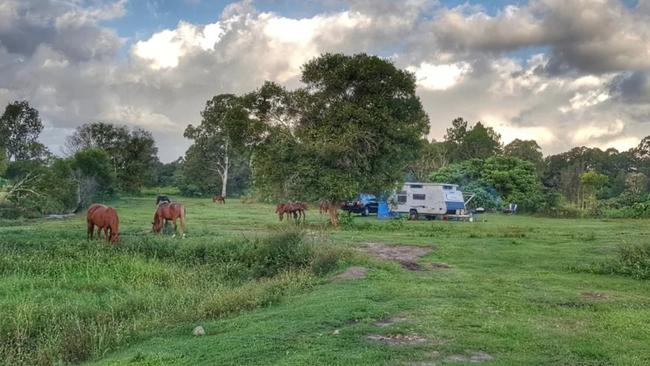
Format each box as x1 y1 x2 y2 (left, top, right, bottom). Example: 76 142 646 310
2 196 650 365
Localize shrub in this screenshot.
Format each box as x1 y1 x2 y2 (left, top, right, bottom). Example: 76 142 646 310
575 242 650 280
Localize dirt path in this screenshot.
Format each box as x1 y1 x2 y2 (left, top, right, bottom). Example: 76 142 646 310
361 242 449 271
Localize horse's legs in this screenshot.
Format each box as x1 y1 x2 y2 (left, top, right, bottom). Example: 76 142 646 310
104 227 110 242
179 216 186 238
171 217 178 238
87 221 93 240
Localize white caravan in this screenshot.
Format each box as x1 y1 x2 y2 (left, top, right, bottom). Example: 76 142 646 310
390 182 471 220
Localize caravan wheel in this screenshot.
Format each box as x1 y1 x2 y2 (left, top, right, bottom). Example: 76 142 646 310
409 209 418 220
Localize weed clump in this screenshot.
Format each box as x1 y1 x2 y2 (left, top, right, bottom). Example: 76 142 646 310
574 242 650 280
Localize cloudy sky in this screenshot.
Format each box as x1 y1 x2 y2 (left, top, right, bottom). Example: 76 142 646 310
1 0 649 161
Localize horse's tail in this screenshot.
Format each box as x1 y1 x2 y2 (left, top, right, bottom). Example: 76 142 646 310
180 205 186 235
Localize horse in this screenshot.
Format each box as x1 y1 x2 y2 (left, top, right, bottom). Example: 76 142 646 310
156 195 171 205
276 202 307 222
87 204 120 244
319 200 330 214
212 195 225 204
153 202 186 238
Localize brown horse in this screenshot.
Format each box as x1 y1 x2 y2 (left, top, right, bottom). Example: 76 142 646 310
318 200 330 214
87 204 120 244
212 195 225 204
276 202 307 222
153 202 186 238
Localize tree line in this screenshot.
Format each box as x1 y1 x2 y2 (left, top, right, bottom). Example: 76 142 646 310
2 53 650 222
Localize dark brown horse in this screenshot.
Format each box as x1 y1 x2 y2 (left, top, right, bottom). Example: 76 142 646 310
153 202 186 238
87 203 120 244
212 195 225 204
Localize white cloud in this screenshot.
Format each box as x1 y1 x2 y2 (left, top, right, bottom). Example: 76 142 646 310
133 21 225 69
572 119 625 144
2 0 650 161
408 62 471 90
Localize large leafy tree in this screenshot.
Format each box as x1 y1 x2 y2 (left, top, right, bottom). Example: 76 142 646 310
251 53 429 225
504 139 544 171
430 156 543 211
69 149 115 209
0 101 48 161
184 94 254 197
407 140 451 181
445 117 501 161
544 146 634 202
64 123 158 192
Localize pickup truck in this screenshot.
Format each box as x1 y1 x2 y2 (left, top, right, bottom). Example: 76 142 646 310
341 194 378 216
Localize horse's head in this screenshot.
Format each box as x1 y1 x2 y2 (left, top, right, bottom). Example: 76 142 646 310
110 231 120 244
152 214 161 233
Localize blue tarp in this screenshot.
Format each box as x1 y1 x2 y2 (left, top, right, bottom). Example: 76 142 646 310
377 201 391 219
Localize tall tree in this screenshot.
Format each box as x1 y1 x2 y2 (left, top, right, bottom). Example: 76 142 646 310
184 94 252 197
252 53 429 225
625 172 648 194
408 140 451 181
0 101 47 161
430 156 543 211
445 118 501 161
64 123 158 192
580 171 608 210
504 139 544 171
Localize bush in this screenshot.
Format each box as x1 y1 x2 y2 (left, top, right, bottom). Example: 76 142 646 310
575 242 650 280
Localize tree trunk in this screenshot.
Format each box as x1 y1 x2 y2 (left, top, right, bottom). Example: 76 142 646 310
221 143 229 197
328 201 339 227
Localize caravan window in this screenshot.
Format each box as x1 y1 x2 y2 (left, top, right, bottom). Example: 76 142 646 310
409 184 423 189
397 195 407 203
443 185 453 190
413 194 426 200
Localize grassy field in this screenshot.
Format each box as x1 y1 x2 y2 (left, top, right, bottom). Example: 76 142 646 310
1 196 650 365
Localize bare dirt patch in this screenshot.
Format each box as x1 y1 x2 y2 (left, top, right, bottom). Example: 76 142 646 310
362 242 434 271
426 262 452 270
373 316 407 328
332 266 368 282
366 334 429 346
581 292 609 300
444 351 494 363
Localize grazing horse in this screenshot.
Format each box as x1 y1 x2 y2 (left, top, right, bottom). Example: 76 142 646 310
156 195 171 205
153 202 186 238
212 195 225 204
87 204 120 244
319 200 330 214
276 202 307 222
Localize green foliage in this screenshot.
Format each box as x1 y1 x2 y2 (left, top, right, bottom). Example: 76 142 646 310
579 242 650 280
0 226 342 365
444 118 501 162
64 123 158 192
503 139 544 170
183 94 254 197
543 146 634 203
0 100 48 161
1 160 74 217
407 140 451 181
252 54 429 205
430 155 543 211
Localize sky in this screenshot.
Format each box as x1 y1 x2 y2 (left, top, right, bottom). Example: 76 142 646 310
1 0 650 162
